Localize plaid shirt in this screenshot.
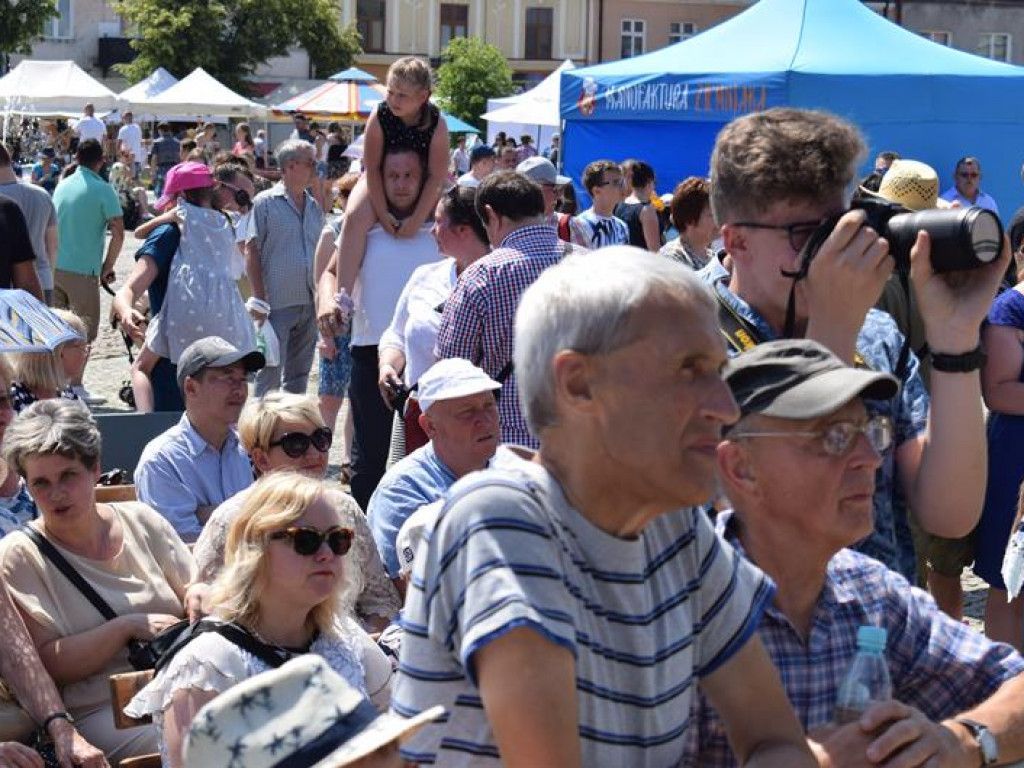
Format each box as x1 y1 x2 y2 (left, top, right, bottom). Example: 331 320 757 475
435 224 563 448
680 511 1024 768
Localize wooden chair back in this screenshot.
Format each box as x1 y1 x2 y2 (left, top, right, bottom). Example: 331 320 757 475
108 670 154 729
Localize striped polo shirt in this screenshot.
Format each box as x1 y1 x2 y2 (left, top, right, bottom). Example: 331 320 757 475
391 452 773 767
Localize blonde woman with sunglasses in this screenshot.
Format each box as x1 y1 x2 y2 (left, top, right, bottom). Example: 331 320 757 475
192 393 400 630
127 472 393 768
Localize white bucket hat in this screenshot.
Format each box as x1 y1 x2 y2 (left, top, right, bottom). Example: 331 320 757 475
184 655 445 768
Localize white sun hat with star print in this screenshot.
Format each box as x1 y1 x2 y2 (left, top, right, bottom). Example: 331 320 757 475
184 655 445 768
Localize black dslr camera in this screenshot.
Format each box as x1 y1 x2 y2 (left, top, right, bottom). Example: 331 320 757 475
801 196 1003 274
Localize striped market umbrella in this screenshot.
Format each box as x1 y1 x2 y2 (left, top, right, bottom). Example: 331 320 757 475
0 290 79 352
273 72 386 121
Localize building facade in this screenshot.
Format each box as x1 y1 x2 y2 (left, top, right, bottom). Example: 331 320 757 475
595 0 749 62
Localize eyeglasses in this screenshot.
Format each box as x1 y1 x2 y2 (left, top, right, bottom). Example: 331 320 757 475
269 526 353 557
730 415 893 458
596 177 624 188
219 181 252 210
268 427 333 458
731 219 824 253
957 171 980 179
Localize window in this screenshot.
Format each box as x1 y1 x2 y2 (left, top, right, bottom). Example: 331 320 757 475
357 0 386 53
44 0 72 39
525 7 554 59
978 32 1011 62
668 21 697 45
621 19 645 58
920 30 951 46
440 4 468 50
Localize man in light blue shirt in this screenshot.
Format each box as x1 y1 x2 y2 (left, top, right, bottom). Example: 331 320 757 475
135 337 265 542
940 156 999 214
368 358 501 588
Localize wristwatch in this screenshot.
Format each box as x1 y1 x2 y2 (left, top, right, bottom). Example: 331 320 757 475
954 718 998 766
42 711 75 732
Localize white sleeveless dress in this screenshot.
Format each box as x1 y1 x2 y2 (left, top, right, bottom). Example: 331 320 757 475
145 201 255 363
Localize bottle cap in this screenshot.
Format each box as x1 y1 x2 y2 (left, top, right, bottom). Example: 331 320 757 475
857 625 887 652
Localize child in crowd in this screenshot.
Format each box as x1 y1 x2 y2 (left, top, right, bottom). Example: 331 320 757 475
333 57 450 312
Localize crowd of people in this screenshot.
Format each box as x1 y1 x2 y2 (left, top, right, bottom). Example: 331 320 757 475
1 52 1024 768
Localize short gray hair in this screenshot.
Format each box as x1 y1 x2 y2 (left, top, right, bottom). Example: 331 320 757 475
4 399 101 477
276 139 314 168
514 246 716 434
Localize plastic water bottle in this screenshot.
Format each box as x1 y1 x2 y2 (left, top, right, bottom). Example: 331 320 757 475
834 626 892 724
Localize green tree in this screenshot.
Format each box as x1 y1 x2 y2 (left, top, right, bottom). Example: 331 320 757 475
111 0 362 90
435 37 514 129
0 0 58 70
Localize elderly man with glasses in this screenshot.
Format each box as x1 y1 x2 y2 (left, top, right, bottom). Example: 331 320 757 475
683 338 1024 768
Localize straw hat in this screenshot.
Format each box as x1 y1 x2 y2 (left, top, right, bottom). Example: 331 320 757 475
869 159 939 211
184 655 445 768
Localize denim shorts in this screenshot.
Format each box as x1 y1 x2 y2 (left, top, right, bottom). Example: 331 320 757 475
318 333 353 398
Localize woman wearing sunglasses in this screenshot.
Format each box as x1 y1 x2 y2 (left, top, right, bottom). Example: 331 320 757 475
128 471 393 768
192 393 400 630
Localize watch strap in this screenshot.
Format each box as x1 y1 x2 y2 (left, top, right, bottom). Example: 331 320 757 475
954 717 998 766
930 345 985 373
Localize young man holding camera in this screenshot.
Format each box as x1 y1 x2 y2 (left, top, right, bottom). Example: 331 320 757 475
702 107 1008 579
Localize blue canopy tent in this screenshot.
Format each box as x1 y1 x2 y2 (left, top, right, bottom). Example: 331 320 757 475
561 0 1024 215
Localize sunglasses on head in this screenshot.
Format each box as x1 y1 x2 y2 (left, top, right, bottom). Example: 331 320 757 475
268 427 333 458
270 526 353 556
219 181 252 210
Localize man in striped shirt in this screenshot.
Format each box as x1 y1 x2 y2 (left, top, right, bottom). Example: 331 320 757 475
683 339 1024 768
394 247 817 768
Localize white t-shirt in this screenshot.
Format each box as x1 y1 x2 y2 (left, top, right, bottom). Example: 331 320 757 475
73 115 106 143
347 223 439 347
117 122 144 164
378 258 456 386
457 172 480 188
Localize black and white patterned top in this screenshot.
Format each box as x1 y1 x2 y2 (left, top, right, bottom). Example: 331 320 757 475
376 101 440 162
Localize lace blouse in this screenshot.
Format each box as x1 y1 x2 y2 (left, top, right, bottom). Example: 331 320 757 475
125 619 390 767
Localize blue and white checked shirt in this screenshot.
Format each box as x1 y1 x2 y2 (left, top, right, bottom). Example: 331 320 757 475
435 224 563 448
134 414 254 543
680 511 1024 768
246 183 323 310
699 258 929 579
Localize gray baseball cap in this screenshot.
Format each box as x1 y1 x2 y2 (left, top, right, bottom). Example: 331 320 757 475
723 339 899 420
516 156 570 186
176 336 265 391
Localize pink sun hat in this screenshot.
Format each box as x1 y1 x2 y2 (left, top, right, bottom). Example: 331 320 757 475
155 161 215 211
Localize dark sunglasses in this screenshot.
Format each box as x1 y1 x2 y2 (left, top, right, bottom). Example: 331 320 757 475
219 181 252 210
270 526 353 556
268 427 333 458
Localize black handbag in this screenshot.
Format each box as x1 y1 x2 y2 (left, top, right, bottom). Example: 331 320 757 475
23 526 190 671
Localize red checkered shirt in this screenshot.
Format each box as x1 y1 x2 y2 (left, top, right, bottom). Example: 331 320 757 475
434 224 564 448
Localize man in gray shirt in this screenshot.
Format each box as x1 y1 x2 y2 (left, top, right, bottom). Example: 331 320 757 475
245 139 323 396
0 143 57 303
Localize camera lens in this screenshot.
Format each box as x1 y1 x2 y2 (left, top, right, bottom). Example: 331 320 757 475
885 208 1002 273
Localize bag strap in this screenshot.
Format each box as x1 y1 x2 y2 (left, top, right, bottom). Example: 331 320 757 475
22 526 118 622
155 618 302 672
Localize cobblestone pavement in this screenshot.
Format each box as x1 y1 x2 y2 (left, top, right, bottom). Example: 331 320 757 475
82 230 991 629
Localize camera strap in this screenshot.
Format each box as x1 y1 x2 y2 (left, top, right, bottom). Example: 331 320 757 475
714 282 872 371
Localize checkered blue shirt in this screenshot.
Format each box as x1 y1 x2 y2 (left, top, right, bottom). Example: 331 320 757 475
434 224 563 448
680 511 1024 768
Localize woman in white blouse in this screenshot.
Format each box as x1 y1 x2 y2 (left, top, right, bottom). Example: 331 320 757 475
127 472 392 768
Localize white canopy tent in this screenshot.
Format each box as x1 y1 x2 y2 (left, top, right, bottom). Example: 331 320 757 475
0 60 122 116
482 59 573 149
128 67 267 118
